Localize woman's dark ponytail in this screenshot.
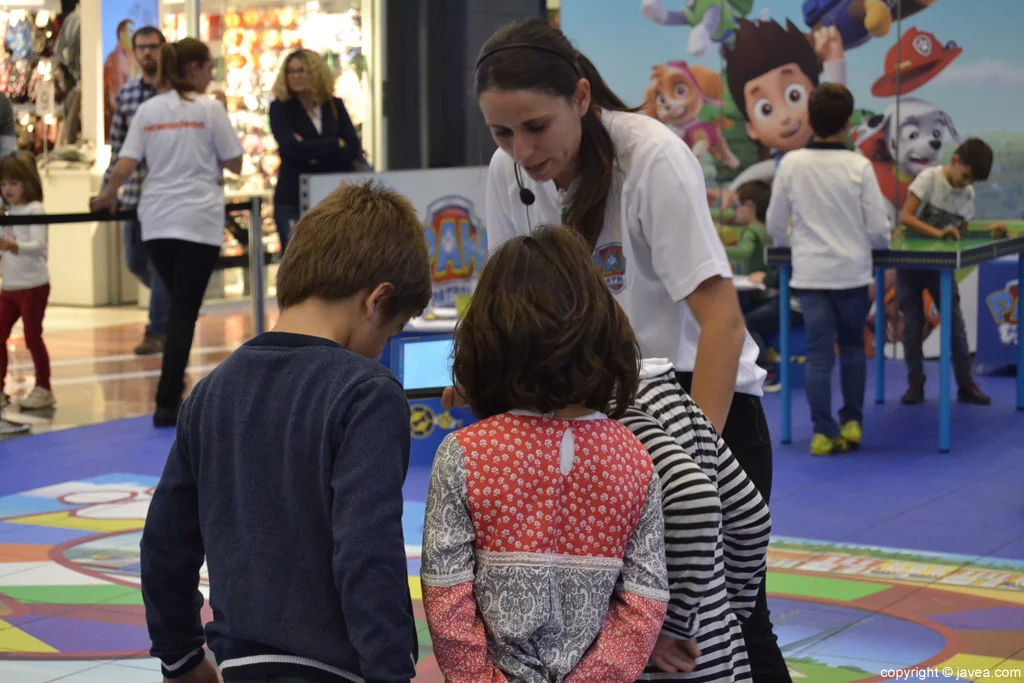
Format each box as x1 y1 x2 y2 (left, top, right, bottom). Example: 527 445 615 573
568 52 637 249
475 19 639 250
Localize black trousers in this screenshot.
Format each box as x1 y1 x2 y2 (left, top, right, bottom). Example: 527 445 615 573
676 372 791 683
145 239 221 410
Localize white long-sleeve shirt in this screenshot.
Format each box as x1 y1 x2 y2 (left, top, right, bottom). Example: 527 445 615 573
765 142 891 290
1 201 49 291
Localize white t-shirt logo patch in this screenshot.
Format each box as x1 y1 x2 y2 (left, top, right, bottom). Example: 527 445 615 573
593 243 627 293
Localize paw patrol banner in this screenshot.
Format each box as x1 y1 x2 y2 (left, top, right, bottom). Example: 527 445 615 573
300 167 489 309
562 0 1024 222
563 0 1022 360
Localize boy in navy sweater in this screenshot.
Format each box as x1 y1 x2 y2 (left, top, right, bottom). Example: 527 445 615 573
139 181 433 683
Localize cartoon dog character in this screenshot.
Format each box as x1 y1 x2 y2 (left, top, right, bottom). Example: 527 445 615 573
644 61 741 168
853 98 959 222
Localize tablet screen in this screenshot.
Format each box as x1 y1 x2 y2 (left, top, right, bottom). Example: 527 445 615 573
394 337 454 396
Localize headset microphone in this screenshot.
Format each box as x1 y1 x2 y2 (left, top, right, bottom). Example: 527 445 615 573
514 164 536 206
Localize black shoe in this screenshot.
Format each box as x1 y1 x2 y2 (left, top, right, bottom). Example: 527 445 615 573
957 382 992 405
900 380 925 405
153 404 180 428
134 334 165 356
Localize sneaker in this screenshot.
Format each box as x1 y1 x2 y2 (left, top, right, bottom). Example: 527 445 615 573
763 370 781 393
900 380 925 405
19 386 56 410
134 334 165 356
810 434 850 456
957 382 991 405
840 421 863 448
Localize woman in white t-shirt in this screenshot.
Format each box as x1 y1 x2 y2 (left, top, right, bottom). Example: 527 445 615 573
92 38 243 428
443 18 788 683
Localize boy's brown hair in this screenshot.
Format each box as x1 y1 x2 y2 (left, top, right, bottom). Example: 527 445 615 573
0 152 43 208
808 83 854 139
276 181 432 319
954 138 994 183
453 225 640 420
736 180 772 223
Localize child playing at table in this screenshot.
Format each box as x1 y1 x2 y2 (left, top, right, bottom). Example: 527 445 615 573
0 151 55 411
897 138 1007 406
728 180 803 392
420 225 669 682
765 83 891 455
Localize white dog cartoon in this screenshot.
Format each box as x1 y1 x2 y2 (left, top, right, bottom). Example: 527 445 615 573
856 97 960 181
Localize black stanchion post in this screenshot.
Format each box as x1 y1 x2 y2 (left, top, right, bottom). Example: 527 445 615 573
248 196 266 336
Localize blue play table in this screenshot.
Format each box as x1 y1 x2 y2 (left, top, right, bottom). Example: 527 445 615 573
766 233 1024 453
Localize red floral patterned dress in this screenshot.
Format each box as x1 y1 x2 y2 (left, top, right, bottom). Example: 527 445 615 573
421 410 670 682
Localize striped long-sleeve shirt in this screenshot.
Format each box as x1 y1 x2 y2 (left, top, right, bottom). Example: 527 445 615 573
619 370 772 683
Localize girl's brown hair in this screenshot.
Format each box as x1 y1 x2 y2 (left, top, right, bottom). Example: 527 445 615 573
475 18 639 249
453 225 640 419
158 38 211 99
272 49 336 106
0 152 43 208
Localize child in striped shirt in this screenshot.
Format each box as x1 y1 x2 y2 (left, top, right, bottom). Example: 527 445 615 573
623 362 773 682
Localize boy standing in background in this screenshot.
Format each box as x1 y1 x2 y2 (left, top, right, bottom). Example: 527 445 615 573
898 138 1006 406
765 83 891 455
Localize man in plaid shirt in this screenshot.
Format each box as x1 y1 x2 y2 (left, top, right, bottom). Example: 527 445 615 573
101 26 168 356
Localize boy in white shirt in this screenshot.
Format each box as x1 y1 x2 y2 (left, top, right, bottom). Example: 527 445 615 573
765 83 891 455
897 138 1005 406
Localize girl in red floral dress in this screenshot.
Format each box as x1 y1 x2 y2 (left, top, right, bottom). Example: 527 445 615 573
421 226 670 682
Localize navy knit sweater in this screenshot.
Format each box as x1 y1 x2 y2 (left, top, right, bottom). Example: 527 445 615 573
140 332 419 683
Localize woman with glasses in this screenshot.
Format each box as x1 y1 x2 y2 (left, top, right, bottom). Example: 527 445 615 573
268 49 363 251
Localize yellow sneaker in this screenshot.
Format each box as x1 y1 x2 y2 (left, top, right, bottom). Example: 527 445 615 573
840 421 863 448
810 434 850 456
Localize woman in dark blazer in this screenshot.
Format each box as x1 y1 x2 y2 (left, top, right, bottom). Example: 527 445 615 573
269 48 362 250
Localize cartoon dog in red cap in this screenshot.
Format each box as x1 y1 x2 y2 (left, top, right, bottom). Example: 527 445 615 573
852 28 963 211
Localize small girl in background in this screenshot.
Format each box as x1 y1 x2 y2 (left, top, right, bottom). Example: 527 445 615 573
421 225 669 682
0 151 54 410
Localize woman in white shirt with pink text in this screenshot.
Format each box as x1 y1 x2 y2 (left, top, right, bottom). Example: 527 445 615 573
444 17 788 683
93 38 243 428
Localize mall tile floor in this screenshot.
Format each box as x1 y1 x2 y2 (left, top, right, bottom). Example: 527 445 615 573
0 305 1023 682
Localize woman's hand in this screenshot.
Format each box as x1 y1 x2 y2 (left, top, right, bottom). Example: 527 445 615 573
748 271 766 286
441 385 469 411
294 133 304 142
